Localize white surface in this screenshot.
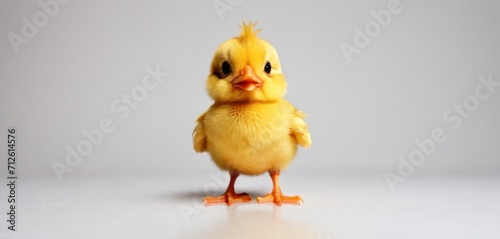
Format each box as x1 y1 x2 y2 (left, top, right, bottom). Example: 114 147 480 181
2 173 499 238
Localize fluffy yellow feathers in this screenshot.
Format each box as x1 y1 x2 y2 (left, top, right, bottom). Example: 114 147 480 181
193 22 311 206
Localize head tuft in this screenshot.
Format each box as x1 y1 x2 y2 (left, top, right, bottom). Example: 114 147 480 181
238 21 261 42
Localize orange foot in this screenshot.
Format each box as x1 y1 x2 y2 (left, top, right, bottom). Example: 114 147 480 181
203 172 252 206
257 192 302 206
256 170 303 206
204 192 252 206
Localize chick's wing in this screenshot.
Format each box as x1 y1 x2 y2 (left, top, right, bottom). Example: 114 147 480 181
291 110 311 148
193 112 207 153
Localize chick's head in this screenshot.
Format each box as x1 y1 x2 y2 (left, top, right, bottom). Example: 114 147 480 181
206 22 286 103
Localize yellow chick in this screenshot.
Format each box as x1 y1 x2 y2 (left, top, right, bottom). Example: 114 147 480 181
193 21 311 206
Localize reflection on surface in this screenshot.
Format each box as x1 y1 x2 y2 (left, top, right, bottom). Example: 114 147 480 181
181 204 323 239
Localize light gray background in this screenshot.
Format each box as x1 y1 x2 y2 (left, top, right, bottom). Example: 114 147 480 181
1 0 499 177
1 0 499 238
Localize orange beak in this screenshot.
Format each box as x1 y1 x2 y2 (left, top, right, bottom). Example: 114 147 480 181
232 65 262 91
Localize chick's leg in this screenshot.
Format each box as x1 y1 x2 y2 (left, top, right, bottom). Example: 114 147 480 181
204 171 252 206
256 170 302 206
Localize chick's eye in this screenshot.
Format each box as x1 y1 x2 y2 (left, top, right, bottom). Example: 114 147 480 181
264 61 272 74
221 61 231 76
